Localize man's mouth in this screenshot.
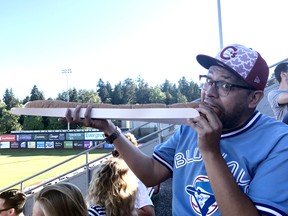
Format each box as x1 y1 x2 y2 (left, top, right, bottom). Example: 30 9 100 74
203 102 221 116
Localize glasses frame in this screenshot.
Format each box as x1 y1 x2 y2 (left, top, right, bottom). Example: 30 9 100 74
0 207 11 213
199 75 255 96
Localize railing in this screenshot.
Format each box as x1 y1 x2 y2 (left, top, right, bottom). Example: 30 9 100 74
0 121 177 194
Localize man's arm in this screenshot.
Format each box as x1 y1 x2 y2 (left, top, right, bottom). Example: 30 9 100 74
64 105 171 186
276 92 288 105
111 132 171 186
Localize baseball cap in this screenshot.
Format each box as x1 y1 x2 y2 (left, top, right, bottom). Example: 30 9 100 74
196 44 269 90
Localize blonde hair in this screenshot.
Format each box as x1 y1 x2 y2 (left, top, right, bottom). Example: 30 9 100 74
87 158 138 216
124 132 138 147
33 182 87 216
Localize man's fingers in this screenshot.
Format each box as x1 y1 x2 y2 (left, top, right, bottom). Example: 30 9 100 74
65 108 73 123
84 105 93 127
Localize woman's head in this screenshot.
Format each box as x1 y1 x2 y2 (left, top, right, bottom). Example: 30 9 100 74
0 189 26 215
87 158 138 216
32 182 87 216
112 132 138 158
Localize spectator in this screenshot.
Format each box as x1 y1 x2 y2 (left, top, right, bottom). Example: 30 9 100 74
32 182 87 216
112 132 155 216
64 43 288 215
87 157 138 216
0 189 26 216
267 62 288 123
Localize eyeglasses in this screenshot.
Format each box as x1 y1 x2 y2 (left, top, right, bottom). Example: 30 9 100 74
199 75 255 97
0 207 11 213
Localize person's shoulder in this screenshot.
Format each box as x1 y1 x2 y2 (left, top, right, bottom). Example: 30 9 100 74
88 205 106 216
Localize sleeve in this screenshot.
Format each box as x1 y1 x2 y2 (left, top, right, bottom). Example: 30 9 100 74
134 179 154 209
268 90 281 109
152 126 183 172
248 138 288 215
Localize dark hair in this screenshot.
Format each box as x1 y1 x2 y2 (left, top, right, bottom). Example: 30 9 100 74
274 63 288 83
0 189 27 214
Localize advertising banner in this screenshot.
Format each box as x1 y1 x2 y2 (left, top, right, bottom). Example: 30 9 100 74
54 141 64 149
36 141 45 149
27 141 36 148
64 141 73 149
19 142 27 148
66 132 85 141
33 134 48 141
10 142 19 149
48 133 65 141
73 141 84 149
45 141 54 148
84 132 105 140
0 134 16 142
84 141 95 149
0 142 10 148
17 134 32 141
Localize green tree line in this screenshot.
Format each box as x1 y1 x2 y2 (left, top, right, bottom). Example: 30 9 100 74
0 76 201 134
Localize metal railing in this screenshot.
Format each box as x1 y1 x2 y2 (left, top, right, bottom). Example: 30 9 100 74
0 122 176 194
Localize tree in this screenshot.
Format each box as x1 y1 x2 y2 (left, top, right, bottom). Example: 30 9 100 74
160 80 177 104
188 81 201 101
46 118 67 130
97 79 112 103
149 86 166 103
0 109 22 133
77 89 101 103
3 88 19 110
175 89 188 103
111 82 123 104
178 77 190 100
22 116 45 130
135 76 151 104
30 85 45 101
121 78 136 104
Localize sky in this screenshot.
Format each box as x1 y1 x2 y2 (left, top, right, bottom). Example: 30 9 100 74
1 0 288 100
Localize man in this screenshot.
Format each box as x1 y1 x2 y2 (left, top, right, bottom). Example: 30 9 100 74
64 44 288 215
267 62 288 123
0 189 27 216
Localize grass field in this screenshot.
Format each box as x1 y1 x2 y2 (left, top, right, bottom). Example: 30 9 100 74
0 148 111 191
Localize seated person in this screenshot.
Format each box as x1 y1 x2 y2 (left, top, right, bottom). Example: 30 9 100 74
0 189 27 216
87 157 138 216
268 62 288 122
112 132 155 216
32 182 88 216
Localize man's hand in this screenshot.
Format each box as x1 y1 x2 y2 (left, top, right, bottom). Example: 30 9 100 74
186 103 222 155
59 105 116 134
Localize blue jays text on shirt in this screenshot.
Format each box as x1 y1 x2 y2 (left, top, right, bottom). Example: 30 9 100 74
175 147 250 192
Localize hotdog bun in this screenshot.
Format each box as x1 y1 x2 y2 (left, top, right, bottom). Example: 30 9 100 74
24 100 202 109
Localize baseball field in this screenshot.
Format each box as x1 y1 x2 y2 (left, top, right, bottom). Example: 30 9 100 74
0 149 111 191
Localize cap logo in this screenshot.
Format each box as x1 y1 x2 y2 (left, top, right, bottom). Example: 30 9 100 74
220 46 237 60
196 43 269 90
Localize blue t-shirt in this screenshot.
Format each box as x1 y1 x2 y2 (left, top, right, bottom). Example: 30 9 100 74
153 111 288 216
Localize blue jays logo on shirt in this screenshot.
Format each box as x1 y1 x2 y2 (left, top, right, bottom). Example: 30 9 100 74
185 175 218 216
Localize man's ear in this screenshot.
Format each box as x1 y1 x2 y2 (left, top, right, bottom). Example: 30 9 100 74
248 90 264 109
8 208 15 215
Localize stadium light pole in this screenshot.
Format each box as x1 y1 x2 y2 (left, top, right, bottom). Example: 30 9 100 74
217 0 223 49
62 69 72 130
